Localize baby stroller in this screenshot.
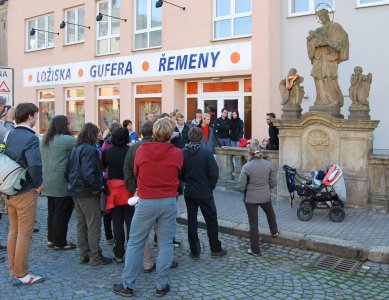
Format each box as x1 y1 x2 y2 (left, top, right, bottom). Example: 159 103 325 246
283 164 346 222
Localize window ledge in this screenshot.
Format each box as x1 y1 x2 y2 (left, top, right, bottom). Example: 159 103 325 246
356 2 389 8
212 34 252 42
64 41 85 47
95 51 121 58
25 46 55 53
132 46 162 52
288 9 335 18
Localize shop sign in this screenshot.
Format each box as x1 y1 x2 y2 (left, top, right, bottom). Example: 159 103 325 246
0 68 14 105
23 42 251 87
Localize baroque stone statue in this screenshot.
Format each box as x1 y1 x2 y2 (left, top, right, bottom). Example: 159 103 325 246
307 9 349 117
280 68 304 105
280 68 304 120
349 66 372 106
348 66 372 120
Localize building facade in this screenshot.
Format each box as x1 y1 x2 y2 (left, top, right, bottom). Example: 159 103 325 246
7 0 389 150
7 0 281 139
0 0 7 67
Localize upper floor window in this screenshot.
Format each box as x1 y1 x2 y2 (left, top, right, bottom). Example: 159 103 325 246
357 0 389 7
213 0 252 40
64 6 86 45
96 0 121 55
134 0 162 50
26 14 54 51
288 0 334 17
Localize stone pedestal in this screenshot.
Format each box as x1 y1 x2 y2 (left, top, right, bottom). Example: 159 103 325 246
348 104 371 120
309 105 344 119
282 104 303 120
274 112 379 209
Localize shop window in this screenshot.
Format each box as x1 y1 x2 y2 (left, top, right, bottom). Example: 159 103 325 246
134 0 162 50
98 86 120 131
64 6 85 45
244 96 252 139
203 81 239 92
38 90 55 134
244 79 252 93
65 88 85 133
187 82 198 95
136 83 162 94
96 0 121 55
26 14 54 51
214 0 252 40
288 0 334 16
135 98 161 134
186 98 198 122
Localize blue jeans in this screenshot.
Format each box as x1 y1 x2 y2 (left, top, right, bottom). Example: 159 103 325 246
122 197 177 290
218 138 231 147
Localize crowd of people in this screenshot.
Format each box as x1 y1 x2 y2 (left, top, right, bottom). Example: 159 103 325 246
0 97 280 297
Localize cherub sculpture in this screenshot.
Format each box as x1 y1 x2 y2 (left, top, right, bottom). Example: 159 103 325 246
279 68 304 105
348 66 372 106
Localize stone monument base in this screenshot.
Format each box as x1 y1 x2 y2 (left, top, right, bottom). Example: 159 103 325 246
309 105 344 119
281 104 302 120
348 104 370 120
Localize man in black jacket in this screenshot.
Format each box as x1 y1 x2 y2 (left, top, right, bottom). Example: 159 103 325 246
180 127 226 260
4 103 44 285
214 108 231 147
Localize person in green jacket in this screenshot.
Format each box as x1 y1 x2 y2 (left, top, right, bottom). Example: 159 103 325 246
40 115 76 250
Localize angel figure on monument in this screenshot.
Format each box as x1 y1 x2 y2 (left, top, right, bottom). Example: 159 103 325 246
349 66 372 106
280 68 304 105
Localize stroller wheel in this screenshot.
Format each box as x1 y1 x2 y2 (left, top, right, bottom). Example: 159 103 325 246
329 206 345 222
297 204 313 221
332 199 344 208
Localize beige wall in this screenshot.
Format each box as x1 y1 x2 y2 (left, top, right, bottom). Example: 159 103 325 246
0 1 7 67
8 0 282 139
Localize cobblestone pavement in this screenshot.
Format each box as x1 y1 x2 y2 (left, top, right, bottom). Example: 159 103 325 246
177 187 389 249
1 197 389 299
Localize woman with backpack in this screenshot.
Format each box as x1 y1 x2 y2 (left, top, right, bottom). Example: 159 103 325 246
40 115 76 250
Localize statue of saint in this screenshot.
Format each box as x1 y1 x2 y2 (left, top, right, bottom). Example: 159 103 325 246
307 9 349 108
279 68 304 105
349 66 372 106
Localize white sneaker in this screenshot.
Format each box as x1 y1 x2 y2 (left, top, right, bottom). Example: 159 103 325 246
13 273 45 286
247 249 260 257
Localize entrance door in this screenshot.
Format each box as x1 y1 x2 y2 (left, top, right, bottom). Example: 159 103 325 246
199 97 242 124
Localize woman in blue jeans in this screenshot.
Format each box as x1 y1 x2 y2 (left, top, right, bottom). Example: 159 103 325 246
113 118 183 298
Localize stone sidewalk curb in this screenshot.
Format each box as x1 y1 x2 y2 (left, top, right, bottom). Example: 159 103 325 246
177 213 389 263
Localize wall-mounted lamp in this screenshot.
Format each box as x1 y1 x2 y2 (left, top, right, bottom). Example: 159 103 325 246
96 13 127 22
30 28 59 36
60 21 91 30
155 0 185 10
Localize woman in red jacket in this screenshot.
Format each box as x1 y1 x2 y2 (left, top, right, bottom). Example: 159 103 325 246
113 118 183 298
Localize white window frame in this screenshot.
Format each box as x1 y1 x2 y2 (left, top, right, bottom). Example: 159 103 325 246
356 0 389 8
213 0 252 41
288 0 335 17
26 14 55 52
96 0 120 56
133 0 162 51
64 6 86 45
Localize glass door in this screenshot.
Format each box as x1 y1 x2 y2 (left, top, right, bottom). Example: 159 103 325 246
198 97 242 124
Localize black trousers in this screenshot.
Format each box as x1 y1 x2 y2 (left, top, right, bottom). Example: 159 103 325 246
103 212 113 240
244 201 278 255
111 205 134 259
47 196 74 247
185 196 221 255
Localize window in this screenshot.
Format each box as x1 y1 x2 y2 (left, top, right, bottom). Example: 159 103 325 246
98 86 120 131
357 0 389 7
134 0 162 50
65 88 85 133
96 0 121 55
64 6 85 45
38 90 55 134
26 14 54 51
213 0 252 40
288 0 334 16
134 83 162 133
